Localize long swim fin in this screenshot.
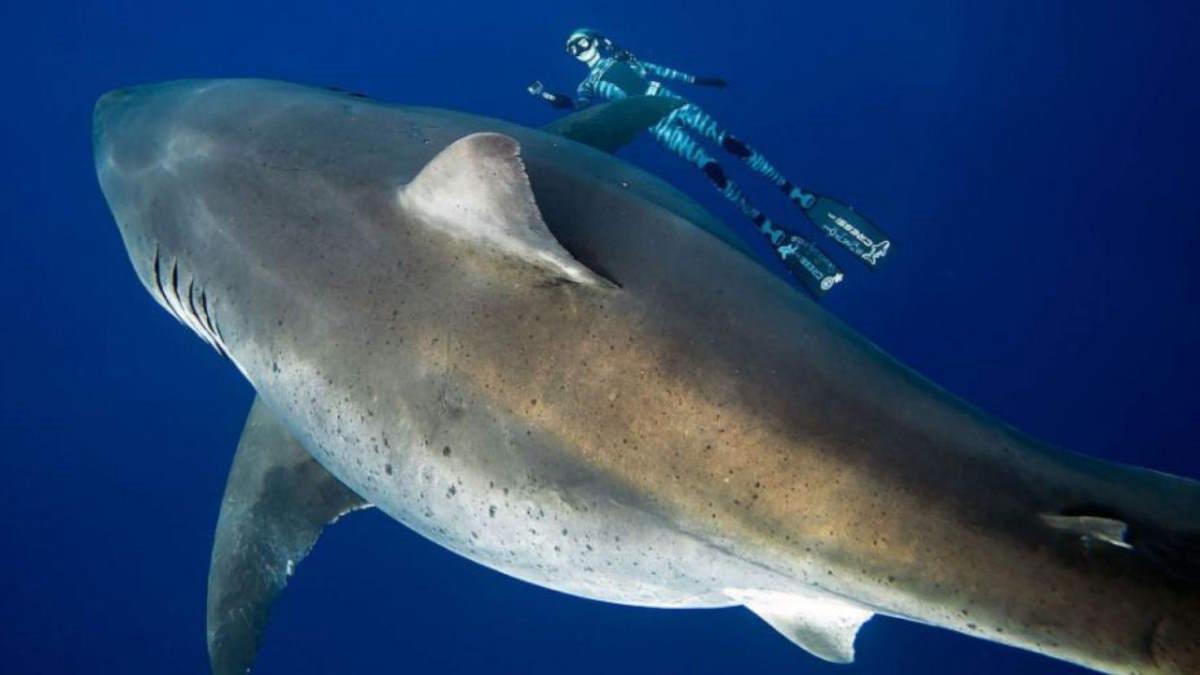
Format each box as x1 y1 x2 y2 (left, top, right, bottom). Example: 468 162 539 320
801 194 891 268
777 233 844 297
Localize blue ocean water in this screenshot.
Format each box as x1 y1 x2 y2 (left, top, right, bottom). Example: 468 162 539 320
3 1 1199 673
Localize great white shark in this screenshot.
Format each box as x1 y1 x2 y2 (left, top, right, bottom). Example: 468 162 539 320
93 79 1199 674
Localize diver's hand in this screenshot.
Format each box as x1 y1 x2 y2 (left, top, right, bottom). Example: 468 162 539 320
694 76 727 88
527 81 545 96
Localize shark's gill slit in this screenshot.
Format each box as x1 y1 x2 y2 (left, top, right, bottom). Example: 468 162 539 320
199 290 227 357
167 257 202 338
150 248 227 357
186 280 201 325
187 280 223 354
152 248 182 324
199 290 214 333
200 291 228 360
170 259 181 308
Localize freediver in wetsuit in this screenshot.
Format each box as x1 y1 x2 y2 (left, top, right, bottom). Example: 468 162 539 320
529 28 891 294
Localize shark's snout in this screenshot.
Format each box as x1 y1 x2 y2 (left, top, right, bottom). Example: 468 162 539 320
93 81 233 344
93 82 193 176
93 87 133 167
93 86 140 125
93 79 225 245
93 85 159 151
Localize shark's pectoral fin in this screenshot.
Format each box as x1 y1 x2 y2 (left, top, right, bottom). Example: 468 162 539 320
399 132 615 288
207 397 370 675
543 95 686 153
725 588 875 664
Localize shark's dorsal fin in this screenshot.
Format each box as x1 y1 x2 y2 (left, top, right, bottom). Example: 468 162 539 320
542 95 686 153
399 132 613 288
207 397 369 675
725 588 875 664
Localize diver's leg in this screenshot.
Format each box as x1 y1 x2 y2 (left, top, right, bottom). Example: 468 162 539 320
649 119 777 240
677 106 893 268
673 106 813 205
649 121 843 294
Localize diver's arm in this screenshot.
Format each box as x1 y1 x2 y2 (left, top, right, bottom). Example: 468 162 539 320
574 79 595 108
642 61 726 88
527 81 577 109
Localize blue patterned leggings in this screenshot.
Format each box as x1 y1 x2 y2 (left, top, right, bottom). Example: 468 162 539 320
650 105 811 245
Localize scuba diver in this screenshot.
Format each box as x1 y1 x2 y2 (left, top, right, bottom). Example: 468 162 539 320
528 28 891 295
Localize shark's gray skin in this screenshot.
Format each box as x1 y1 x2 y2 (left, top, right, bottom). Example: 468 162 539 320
93 79 1200 675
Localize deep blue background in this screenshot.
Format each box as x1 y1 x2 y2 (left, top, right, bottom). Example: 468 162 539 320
2 2 1199 673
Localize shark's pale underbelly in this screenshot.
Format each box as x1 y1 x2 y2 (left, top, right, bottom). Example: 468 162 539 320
289 373 789 609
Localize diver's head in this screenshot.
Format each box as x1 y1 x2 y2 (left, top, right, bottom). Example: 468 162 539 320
565 28 606 65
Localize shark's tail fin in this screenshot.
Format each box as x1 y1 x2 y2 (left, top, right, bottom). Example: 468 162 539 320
1055 460 1200 673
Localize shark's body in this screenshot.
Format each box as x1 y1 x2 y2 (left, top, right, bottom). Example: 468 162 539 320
94 80 1199 674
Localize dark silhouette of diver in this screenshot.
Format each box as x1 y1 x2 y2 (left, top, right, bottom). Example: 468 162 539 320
529 28 891 294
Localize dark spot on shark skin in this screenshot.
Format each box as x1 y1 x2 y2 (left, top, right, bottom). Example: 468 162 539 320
384 464 393 476
442 446 451 457
488 506 496 517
